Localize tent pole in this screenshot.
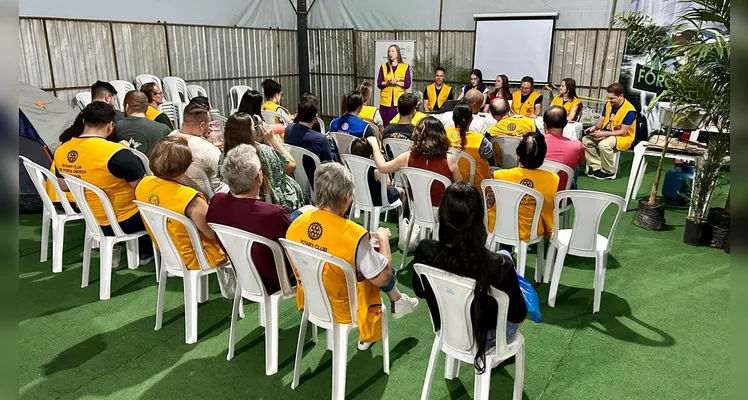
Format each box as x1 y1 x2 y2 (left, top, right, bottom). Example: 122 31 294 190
436 0 444 67
297 0 311 95
596 0 618 95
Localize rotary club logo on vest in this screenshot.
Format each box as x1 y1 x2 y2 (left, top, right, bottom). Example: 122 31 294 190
148 193 160 205
67 150 79 163
507 123 516 131
307 222 323 240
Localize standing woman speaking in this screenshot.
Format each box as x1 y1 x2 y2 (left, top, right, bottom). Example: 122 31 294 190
377 44 412 128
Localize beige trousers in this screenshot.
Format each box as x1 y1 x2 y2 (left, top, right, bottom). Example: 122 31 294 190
582 135 618 174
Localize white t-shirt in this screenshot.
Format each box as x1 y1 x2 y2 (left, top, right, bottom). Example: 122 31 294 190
436 112 488 134
355 236 388 280
169 130 221 193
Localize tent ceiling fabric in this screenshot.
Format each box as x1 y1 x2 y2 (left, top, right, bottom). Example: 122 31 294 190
22 0 630 30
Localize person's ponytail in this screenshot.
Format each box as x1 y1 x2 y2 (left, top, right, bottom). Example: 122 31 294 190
340 92 350 116
452 103 472 151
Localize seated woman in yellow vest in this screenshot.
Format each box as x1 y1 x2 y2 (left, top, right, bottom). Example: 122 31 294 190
486 132 559 240
135 135 227 270
286 163 419 349
423 66 453 111
357 82 384 138
551 78 583 121
260 78 291 125
582 83 637 180
377 44 412 128
511 76 543 118
445 104 493 193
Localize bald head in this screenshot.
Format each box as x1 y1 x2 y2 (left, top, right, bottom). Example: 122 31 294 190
123 90 149 115
543 105 568 134
489 98 510 120
465 89 484 113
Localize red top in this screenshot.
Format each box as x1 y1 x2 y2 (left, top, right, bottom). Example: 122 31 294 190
488 90 512 103
407 155 452 207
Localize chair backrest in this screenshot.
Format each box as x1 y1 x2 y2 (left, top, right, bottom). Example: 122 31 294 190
282 144 320 200
279 238 358 326
109 80 135 111
186 84 208 100
129 148 153 176
261 110 290 126
382 137 412 160
211 111 227 123
19 156 78 216
162 76 188 105
400 167 451 228
367 122 381 140
481 179 544 244
134 74 162 90
554 190 625 254
341 154 387 210
413 263 512 358
60 173 126 238
538 160 574 191
448 148 476 185
209 223 295 298
316 117 326 135
229 85 252 114
75 92 91 110
195 168 215 201
329 132 356 157
158 102 179 127
133 200 214 272
490 136 521 169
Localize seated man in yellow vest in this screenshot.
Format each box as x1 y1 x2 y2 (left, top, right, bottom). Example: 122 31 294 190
582 83 637 180
261 78 291 125
54 102 153 264
389 91 427 125
140 82 175 130
511 76 543 118
423 67 453 112
286 163 419 349
487 98 538 138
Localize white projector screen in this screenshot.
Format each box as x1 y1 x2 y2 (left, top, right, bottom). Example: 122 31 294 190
473 13 557 84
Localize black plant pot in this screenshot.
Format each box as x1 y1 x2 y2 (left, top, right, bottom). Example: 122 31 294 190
707 207 730 249
684 219 709 246
634 198 666 231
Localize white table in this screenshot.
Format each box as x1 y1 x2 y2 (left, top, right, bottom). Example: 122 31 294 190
534 117 583 141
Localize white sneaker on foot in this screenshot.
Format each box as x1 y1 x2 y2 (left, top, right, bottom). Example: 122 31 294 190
357 341 374 351
391 293 419 319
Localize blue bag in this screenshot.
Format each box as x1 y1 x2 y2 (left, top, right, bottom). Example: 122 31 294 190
516 272 541 323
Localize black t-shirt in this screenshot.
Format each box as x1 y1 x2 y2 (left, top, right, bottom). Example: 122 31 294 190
520 93 544 106
382 123 415 140
422 85 454 111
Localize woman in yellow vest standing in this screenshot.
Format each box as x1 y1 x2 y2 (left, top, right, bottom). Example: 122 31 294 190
445 104 493 192
511 76 543 118
551 78 583 121
357 82 384 137
377 44 412 128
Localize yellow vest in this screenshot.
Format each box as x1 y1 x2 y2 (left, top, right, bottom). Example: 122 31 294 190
602 100 637 151
487 168 559 241
511 91 541 117
487 115 537 138
54 137 139 226
445 127 491 193
45 163 76 204
145 105 173 128
359 105 378 124
390 111 427 125
135 176 226 270
286 209 383 343
551 95 582 118
425 83 452 111
379 63 409 107
261 101 290 125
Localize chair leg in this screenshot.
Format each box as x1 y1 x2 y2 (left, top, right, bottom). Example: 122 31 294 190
513 343 525 400
420 338 441 400
444 356 460 380
474 369 492 400
543 243 557 284
399 215 416 270
226 287 242 360
311 324 318 343
265 296 282 375
382 305 390 374
51 218 66 273
371 208 381 231
99 241 113 301
593 252 607 313
547 246 568 307
81 234 93 288
331 324 349 400
534 239 545 283
125 239 139 270
198 274 210 303
291 311 309 389
40 213 51 263
153 246 161 283
154 265 168 330
516 241 528 277
183 272 199 344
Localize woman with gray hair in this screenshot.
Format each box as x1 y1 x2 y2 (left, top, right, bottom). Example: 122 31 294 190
285 162 419 350
206 144 298 293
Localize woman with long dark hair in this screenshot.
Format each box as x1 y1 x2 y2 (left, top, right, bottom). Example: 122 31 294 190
377 44 412 127
412 182 527 373
551 77 583 121
456 69 489 107
329 90 377 138
236 90 264 117
446 103 493 191
484 74 511 112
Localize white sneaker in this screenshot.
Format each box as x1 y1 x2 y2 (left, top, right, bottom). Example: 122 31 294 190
357 341 374 351
391 293 419 320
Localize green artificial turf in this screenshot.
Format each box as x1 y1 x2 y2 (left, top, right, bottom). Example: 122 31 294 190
19 153 729 399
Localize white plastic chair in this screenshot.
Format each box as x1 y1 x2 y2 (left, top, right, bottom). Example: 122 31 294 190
158 102 179 128
448 148 477 185
134 200 229 343
109 80 135 111
161 76 188 105
128 148 153 176
208 223 297 375
481 179 545 281
341 154 404 231
61 174 149 300
382 137 412 187
195 168 215 201
261 110 290 126
282 143 320 203
75 92 91 110
20 156 84 273
545 190 625 313
490 136 522 169
316 117 327 135
329 132 356 158
399 167 452 269
367 122 382 141
279 238 390 400
134 74 162 90
413 263 525 400
539 160 575 228
186 84 208 100
229 85 252 114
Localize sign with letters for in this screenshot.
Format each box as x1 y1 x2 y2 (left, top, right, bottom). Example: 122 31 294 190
633 64 669 94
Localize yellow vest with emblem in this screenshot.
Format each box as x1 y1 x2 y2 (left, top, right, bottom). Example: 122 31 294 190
446 127 491 193
551 95 582 118
135 177 226 270
511 90 541 117
486 168 558 241
261 100 290 125
390 111 427 125
487 115 537 138
602 99 637 151
359 105 378 125
285 209 383 343
379 63 409 107
425 83 452 111
54 137 139 226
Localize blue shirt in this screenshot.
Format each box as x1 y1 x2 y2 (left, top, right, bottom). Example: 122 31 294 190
602 104 637 130
284 122 334 185
330 114 374 138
